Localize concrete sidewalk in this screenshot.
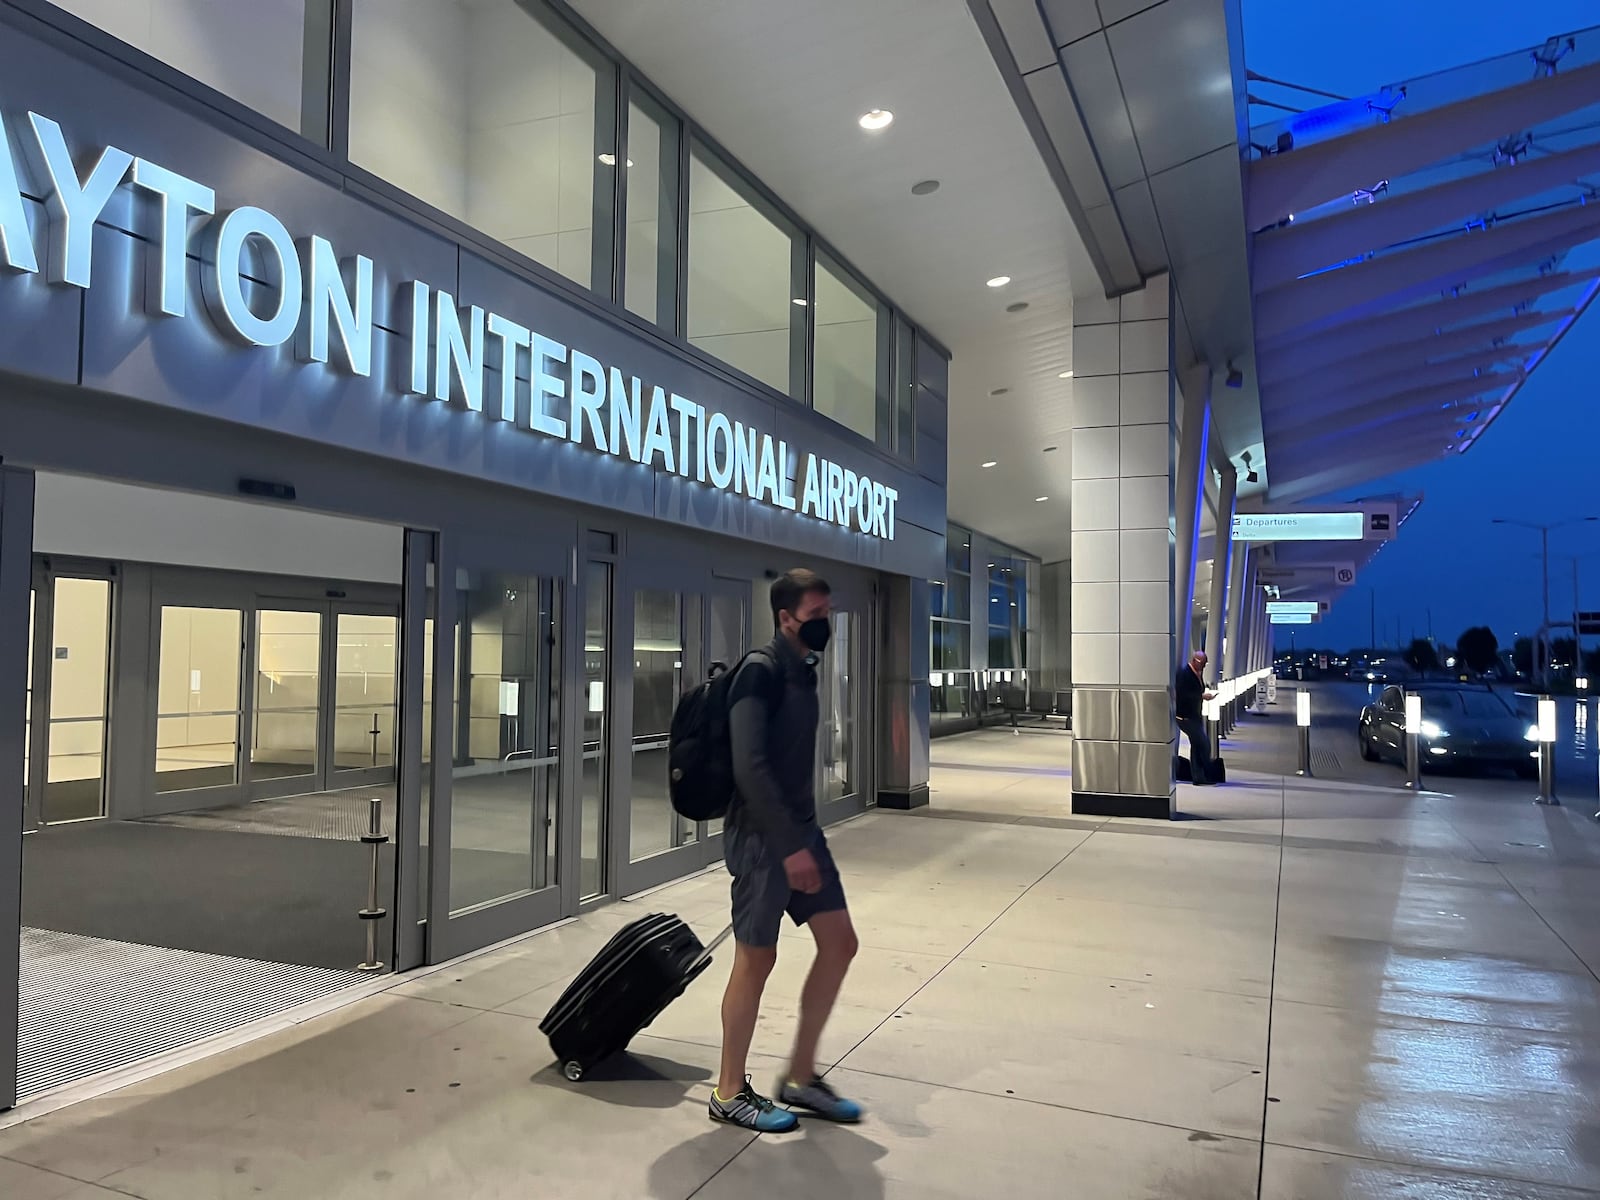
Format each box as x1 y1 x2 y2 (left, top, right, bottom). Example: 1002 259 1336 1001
3 728 1599 1198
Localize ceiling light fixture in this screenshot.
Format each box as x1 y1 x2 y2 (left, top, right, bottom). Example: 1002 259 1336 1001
989 387 1009 396
1035 495 1049 502
1006 301 1029 313
911 179 940 195
596 154 633 167
858 109 894 131
986 275 1011 288
1043 446 1058 453
981 461 998 469
1241 450 1260 484
1058 370 1073 379
1225 361 1244 389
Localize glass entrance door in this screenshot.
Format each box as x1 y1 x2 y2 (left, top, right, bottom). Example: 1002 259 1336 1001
425 534 569 962
817 603 873 824
249 600 399 799
23 568 114 830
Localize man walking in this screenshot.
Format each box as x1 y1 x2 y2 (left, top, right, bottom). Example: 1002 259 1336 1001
1176 650 1218 785
709 568 863 1133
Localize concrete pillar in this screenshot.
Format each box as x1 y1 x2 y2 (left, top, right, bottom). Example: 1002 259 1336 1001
1204 464 1238 679
1223 544 1250 680
878 575 930 809
1069 274 1175 819
1173 367 1212 670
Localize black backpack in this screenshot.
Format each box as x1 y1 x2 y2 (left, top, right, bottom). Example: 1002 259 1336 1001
668 649 776 822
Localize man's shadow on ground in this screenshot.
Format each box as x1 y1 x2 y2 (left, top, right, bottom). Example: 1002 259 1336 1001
649 1121 889 1200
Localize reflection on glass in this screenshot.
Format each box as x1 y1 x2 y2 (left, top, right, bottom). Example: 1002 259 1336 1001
688 144 798 395
51 0 311 133
580 563 611 900
630 590 693 861
819 613 854 805
334 613 399 771
348 0 612 289
814 255 884 443
252 610 322 782
704 590 747 838
624 97 678 326
156 607 243 792
448 571 560 915
44 579 112 822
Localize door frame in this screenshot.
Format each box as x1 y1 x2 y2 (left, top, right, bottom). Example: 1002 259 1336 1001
816 584 877 827
22 558 118 832
424 526 573 964
0 467 36 1113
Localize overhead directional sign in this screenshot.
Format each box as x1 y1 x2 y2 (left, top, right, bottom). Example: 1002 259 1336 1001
1270 613 1316 625
1266 601 1325 615
1233 512 1364 542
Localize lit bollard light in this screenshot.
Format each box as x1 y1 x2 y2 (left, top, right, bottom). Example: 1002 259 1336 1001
1404 691 1422 792
1536 695 1559 807
1296 688 1312 776
1207 693 1223 761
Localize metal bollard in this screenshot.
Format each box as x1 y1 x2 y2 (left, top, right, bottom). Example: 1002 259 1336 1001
358 797 390 972
1403 691 1421 791
1296 688 1312 776
1535 695 1559 807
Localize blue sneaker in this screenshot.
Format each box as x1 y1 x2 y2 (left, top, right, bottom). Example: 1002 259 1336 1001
779 1075 864 1123
709 1078 799 1133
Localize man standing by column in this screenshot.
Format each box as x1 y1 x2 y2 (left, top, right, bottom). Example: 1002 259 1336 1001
710 568 863 1132
1176 650 1217 784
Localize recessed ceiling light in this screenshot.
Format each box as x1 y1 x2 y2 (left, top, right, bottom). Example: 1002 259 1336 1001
981 461 998 469
1043 446 1058 453
858 109 894 131
989 387 1009 396
1006 301 1029 313
792 298 808 306
1035 496 1049 502
986 276 1011 288
1058 370 1073 378
911 179 940 195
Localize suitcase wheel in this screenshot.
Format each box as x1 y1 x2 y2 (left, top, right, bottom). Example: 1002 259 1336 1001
563 1060 585 1083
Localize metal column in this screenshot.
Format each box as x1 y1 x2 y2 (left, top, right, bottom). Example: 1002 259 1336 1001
1204 464 1237 679
0 468 35 1113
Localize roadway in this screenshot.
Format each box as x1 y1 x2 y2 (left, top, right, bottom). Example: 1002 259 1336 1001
1219 680 1600 809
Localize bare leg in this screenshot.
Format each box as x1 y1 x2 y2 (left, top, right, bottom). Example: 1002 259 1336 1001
718 941 777 1098
789 909 859 1084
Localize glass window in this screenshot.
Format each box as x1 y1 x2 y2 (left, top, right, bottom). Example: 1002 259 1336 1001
334 613 398 771
623 95 680 328
448 569 561 915
349 0 615 291
630 589 697 861
947 526 972 574
252 609 322 783
687 143 801 395
52 0 320 137
43 579 112 823
156 606 244 793
813 254 885 443
894 317 917 457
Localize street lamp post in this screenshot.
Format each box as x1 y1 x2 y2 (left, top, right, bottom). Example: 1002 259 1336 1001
1493 517 1599 691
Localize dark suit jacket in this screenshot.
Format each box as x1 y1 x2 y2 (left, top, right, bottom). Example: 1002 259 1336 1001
1175 665 1205 723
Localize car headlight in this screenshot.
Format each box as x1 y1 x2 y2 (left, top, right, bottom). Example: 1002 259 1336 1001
1420 720 1446 739
1525 724 1540 742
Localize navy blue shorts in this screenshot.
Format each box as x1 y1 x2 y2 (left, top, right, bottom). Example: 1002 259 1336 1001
724 825 847 949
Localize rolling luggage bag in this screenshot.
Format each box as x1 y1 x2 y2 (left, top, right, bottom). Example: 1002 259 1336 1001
540 912 731 1082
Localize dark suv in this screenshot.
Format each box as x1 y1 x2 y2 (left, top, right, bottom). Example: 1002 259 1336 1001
1359 683 1538 779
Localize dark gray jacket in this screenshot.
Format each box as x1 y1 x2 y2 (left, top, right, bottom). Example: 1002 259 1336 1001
725 634 819 861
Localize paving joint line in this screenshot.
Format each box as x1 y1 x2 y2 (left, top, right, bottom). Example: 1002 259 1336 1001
1255 774 1288 1200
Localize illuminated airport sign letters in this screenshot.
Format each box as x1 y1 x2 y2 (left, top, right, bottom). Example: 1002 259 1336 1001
0 108 898 540
1232 512 1364 542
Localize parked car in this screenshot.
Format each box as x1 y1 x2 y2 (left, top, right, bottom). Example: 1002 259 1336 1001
1358 683 1538 779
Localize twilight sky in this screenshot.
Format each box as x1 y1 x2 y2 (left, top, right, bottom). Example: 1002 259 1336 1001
1243 0 1600 651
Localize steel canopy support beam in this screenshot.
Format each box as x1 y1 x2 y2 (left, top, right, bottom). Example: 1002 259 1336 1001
1246 59 1600 229
1264 348 1515 414
1253 143 1600 291
1256 270 1581 371
1254 203 1600 343
1269 371 1518 448
1259 307 1565 388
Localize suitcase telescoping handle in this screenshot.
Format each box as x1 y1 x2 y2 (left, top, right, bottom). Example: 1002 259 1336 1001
691 923 735 972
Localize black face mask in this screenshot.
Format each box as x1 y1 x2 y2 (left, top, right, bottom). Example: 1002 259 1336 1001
797 617 832 654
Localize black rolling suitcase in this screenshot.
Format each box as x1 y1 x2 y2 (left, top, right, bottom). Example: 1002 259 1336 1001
540 912 731 1082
